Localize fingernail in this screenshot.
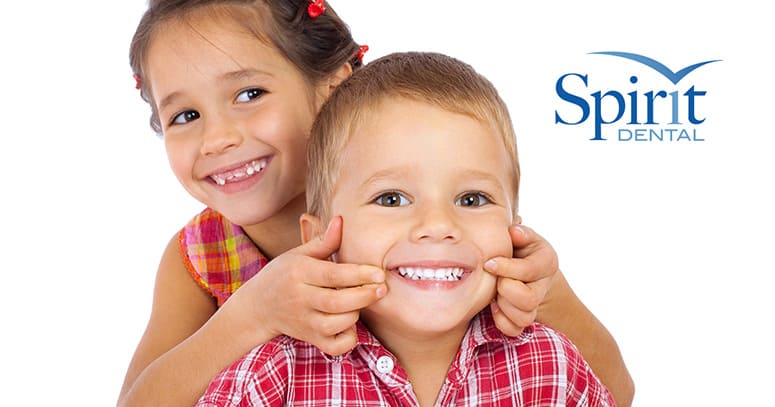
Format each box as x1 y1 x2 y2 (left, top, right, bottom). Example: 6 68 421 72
490 301 500 314
371 270 385 283
376 285 387 298
484 258 497 272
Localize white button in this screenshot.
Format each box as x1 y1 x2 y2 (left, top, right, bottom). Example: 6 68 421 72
376 356 394 373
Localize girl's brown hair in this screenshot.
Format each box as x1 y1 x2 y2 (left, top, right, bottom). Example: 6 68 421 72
129 0 363 133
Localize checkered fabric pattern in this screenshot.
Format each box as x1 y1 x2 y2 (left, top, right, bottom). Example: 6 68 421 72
180 208 269 306
197 311 614 406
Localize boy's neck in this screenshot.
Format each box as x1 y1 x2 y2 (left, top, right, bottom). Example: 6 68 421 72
241 193 306 259
363 318 471 407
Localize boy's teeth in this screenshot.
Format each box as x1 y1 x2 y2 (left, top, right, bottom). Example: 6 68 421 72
210 159 267 185
397 267 465 281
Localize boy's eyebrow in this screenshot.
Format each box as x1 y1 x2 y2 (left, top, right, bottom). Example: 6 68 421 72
457 168 505 186
359 167 412 190
359 167 505 190
158 69 274 112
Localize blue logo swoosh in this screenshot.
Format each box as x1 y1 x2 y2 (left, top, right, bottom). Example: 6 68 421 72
590 51 721 84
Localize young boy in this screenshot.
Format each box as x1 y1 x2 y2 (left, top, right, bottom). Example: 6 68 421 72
197 52 614 406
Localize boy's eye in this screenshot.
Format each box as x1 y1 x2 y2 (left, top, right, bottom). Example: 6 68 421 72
374 192 410 207
456 192 491 207
171 110 200 125
235 88 265 103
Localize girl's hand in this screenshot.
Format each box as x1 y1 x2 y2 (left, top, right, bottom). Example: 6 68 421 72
231 217 386 356
484 223 559 336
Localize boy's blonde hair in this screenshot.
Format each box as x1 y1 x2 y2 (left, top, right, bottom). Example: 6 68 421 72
307 51 520 220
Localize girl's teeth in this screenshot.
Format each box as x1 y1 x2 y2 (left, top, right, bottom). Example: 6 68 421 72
210 159 267 185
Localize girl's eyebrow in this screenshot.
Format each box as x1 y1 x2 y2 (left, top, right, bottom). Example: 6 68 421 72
158 69 274 112
158 91 183 114
220 68 274 82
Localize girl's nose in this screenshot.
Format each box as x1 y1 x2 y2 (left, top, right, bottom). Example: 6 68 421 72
200 117 243 156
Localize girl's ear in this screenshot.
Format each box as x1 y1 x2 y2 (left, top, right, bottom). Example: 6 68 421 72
299 212 323 244
315 63 353 110
322 62 353 96
314 63 352 108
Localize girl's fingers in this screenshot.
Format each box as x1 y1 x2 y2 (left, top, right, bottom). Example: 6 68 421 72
496 277 542 312
313 325 359 356
484 224 558 284
490 297 537 336
307 282 387 314
305 261 385 289
293 216 344 260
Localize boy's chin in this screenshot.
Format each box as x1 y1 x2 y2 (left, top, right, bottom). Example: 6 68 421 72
363 288 493 335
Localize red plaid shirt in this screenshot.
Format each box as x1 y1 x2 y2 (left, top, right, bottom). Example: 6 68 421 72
197 311 614 406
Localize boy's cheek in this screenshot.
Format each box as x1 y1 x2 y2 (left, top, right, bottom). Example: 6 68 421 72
336 218 382 265
479 228 516 263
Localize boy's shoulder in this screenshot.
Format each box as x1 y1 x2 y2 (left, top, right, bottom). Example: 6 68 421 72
526 322 581 352
520 322 615 405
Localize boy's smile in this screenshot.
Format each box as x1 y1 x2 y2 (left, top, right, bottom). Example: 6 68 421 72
317 96 517 346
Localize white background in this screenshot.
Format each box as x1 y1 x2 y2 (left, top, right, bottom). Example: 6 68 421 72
1 1 772 405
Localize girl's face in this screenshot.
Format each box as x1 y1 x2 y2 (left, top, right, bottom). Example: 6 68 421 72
145 16 330 226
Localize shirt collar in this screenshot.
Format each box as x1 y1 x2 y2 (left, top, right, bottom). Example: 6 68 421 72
348 309 534 355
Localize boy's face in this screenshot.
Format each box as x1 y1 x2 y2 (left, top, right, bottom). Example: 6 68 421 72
317 97 516 341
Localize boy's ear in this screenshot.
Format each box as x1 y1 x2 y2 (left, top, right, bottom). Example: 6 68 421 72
299 213 323 244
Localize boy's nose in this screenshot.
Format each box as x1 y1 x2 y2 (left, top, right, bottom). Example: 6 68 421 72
200 118 243 156
411 203 461 243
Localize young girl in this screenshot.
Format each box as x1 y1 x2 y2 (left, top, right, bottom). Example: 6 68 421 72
120 1 633 406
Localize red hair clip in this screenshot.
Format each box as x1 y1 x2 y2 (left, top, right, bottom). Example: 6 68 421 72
133 73 142 90
357 45 369 63
307 0 325 18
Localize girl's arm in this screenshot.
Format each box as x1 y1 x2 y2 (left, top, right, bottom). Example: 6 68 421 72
538 271 634 407
117 235 262 407
118 219 386 407
486 225 634 407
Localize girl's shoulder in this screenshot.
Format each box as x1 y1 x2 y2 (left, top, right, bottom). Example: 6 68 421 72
178 208 269 305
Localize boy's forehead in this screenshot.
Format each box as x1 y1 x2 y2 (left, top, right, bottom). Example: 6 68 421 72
345 95 517 198
339 97 510 172
344 96 494 149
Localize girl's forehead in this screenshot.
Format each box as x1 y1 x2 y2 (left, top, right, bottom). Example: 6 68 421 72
147 15 277 73
155 11 262 44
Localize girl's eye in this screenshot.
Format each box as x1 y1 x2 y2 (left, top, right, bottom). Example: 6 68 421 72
235 88 265 103
374 192 410 207
171 110 200 125
456 192 491 207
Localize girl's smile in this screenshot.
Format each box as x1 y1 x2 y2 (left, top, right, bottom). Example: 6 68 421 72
145 14 329 227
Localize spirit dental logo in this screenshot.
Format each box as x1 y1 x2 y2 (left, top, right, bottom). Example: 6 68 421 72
554 51 721 142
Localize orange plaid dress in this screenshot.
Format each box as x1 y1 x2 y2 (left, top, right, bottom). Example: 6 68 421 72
179 208 269 306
